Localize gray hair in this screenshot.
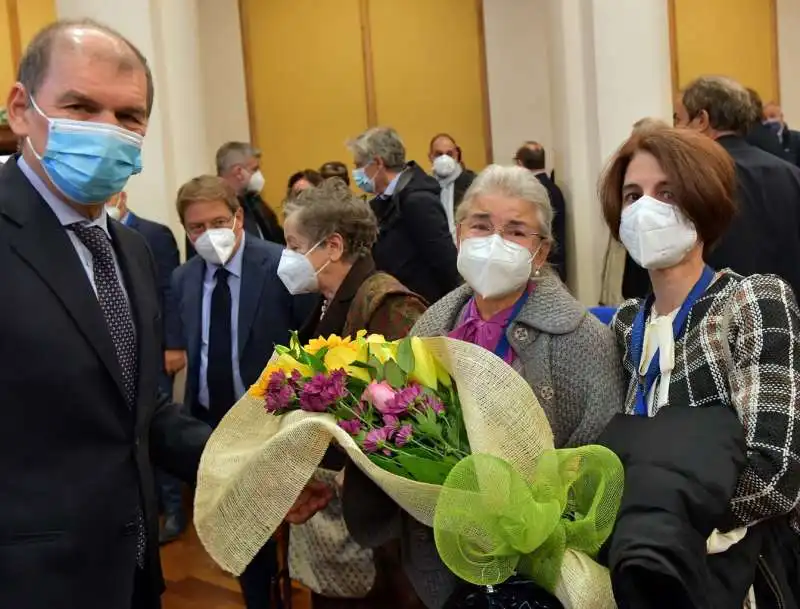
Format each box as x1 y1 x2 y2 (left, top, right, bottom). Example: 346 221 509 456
348 126 406 171
216 142 261 176
18 19 154 116
285 178 378 262
456 164 554 242
682 76 753 135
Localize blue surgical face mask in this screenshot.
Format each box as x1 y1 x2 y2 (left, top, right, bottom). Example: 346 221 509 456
763 119 783 136
353 164 375 194
27 96 144 205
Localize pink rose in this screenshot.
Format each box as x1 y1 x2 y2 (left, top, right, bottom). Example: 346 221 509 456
361 381 398 414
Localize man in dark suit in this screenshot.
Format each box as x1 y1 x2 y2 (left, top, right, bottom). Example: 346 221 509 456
0 19 211 609
745 88 793 162
764 101 800 167
166 175 313 608
105 191 188 544
428 133 477 229
515 141 568 283
350 126 460 304
677 76 800 297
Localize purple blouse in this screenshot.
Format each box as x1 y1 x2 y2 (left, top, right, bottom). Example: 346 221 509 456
448 286 532 364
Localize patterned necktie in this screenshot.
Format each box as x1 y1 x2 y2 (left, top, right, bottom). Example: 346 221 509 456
69 223 146 567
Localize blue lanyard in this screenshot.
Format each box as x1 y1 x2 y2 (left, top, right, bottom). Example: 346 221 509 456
630 265 715 416
493 288 531 360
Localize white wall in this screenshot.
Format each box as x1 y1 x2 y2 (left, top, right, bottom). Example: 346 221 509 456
777 0 800 125
197 0 250 165
55 0 212 238
482 0 553 166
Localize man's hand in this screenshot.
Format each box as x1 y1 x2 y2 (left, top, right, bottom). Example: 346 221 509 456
285 481 333 525
164 349 187 375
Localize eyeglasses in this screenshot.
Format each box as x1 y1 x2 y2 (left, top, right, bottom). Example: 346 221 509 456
185 216 235 238
462 218 542 243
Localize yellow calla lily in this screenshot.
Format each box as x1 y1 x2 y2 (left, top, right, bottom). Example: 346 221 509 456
435 358 452 388
272 353 313 378
408 336 438 389
325 345 371 382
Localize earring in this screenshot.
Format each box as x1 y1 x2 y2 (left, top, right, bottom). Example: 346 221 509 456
534 266 541 277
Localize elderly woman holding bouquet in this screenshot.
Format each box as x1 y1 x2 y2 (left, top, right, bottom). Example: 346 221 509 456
342 165 625 608
278 178 429 609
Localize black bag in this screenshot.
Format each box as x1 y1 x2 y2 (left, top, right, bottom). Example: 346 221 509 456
443 577 564 609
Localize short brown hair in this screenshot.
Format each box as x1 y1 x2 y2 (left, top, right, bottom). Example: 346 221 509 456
285 178 378 261
599 127 736 249
682 76 752 135
320 161 350 186
176 175 240 223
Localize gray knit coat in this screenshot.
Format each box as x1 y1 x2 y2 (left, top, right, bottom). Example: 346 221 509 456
342 274 625 608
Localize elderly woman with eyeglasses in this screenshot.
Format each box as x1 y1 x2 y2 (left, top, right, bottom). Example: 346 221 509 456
342 165 625 608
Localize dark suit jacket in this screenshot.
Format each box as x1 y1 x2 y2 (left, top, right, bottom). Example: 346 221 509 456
747 123 793 162
166 236 312 415
452 168 476 217
709 136 800 298
370 162 460 304
0 157 211 609
125 212 180 315
534 171 568 283
782 128 800 167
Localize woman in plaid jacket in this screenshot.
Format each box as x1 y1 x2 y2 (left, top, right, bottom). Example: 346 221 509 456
599 125 800 606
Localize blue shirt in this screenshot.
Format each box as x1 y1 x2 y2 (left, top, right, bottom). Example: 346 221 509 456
198 234 247 408
383 171 403 197
17 157 130 304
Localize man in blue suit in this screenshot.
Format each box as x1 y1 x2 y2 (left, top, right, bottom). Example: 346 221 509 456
166 175 312 609
105 191 188 544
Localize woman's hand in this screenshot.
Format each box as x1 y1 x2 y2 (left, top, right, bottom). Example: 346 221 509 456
285 481 333 524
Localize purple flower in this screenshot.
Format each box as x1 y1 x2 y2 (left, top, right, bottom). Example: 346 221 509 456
363 428 389 454
299 370 349 412
395 424 413 447
338 419 362 435
265 370 296 412
379 384 423 416
381 414 401 440
422 394 445 416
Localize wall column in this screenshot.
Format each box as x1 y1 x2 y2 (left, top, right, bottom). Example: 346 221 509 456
547 0 673 304
777 0 800 126
54 0 211 238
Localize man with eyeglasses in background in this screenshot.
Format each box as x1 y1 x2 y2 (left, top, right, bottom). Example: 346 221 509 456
164 174 315 609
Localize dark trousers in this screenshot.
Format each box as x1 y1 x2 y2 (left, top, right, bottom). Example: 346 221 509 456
193 403 281 609
240 539 281 609
156 372 184 518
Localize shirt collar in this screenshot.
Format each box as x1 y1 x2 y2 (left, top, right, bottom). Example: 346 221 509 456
382 171 403 197
205 232 246 279
18 156 112 238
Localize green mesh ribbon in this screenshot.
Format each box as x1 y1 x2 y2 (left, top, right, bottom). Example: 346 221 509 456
433 447 624 592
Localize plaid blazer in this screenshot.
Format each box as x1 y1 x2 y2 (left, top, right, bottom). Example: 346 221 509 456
613 270 800 532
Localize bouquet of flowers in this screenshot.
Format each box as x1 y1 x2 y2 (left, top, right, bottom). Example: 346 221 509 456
194 334 622 609
256 331 470 485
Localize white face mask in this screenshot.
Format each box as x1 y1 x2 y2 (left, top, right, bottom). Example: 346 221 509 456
247 169 266 194
457 234 535 299
277 241 329 295
619 195 698 270
432 154 458 179
105 204 122 221
194 219 238 266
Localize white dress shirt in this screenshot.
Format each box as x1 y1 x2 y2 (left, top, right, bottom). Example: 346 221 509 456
17 157 130 304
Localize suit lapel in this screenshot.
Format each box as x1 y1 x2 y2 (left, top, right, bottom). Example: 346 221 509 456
0 158 129 409
109 222 159 421
185 259 205 361
238 240 266 357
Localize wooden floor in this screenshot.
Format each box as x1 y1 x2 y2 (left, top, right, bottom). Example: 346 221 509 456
160 522 311 609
